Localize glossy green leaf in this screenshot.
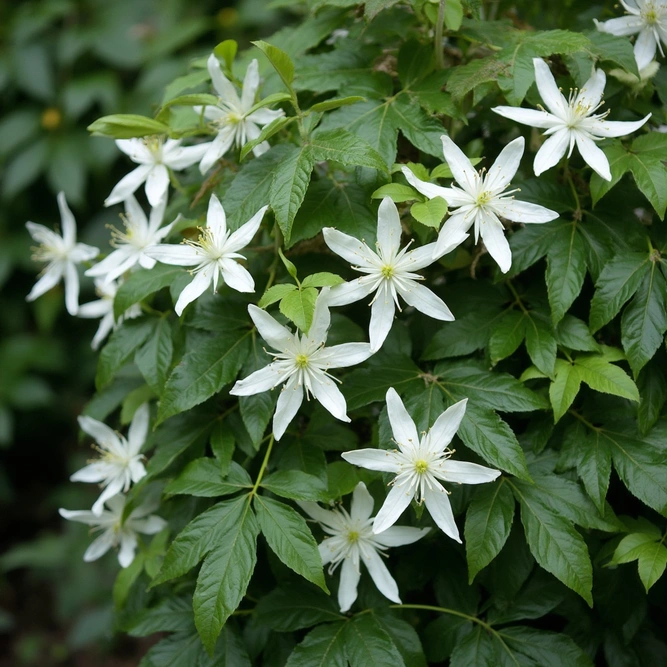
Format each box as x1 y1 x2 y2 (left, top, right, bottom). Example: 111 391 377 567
410 197 448 228
285 622 347 667
88 114 169 138
164 459 252 498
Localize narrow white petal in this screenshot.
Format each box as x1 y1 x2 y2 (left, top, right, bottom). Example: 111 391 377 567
441 135 478 194
479 212 512 273
91 313 115 350
484 136 524 193
341 449 401 473
130 515 167 534
399 281 454 321
146 244 199 267
83 530 116 562
306 290 331 348
221 258 255 293
208 53 241 107
575 134 611 181
145 165 170 208
273 376 304 440
199 127 236 174
129 459 147 484
26 263 63 302
404 242 443 270
423 483 460 542
247 108 285 125
386 387 420 450
64 263 80 315
433 211 474 258
338 556 361 612
78 415 121 448
105 164 152 207
323 227 374 267
428 399 467 453
207 194 227 238
164 142 211 170
592 113 651 138
70 462 107 483
363 548 401 603
377 197 402 260
230 363 284 395
124 194 148 232
116 139 150 162
350 482 374 521
92 478 126 516
241 59 260 111
372 482 415 534
401 166 467 205
491 106 559 129
533 129 570 176
635 28 658 70
323 343 373 368
373 526 430 547
128 403 150 454
318 538 337 566
118 531 138 567
492 199 559 223
595 15 642 37
575 69 606 113
248 305 294 351
369 285 395 352
70 242 99 263
59 508 107 525
434 460 501 484
226 205 268 252
533 58 567 117
310 375 349 422
327 279 374 307
174 265 214 315
57 192 77 247
297 502 345 531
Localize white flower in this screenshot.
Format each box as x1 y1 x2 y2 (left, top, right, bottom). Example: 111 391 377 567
298 482 429 612
86 195 174 285
322 197 466 353
77 279 142 350
26 192 99 316
71 404 150 515
146 194 267 316
230 291 372 440
105 136 210 207
492 59 651 181
59 494 166 568
197 55 285 173
402 136 558 274
594 0 667 70
342 388 500 541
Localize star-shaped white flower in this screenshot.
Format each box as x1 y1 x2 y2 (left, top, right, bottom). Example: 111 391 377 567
323 197 466 353
26 192 99 316
402 136 558 274
492 59 651 181
595 1 667 70
342 388 501 541
71 404 150 515
298 482 429 612
105 136 210 207
198 55 285 173
77 279 142 350
146 194 267 316
59 494 166 567
230 291 372 440
86 195 174 285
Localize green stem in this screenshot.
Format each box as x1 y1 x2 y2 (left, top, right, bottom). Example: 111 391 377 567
265 226 282 291
389 604 494 633
435 0 446 69
506 280 530 316
564 166 581 216
569 410 602 433
250 433 275 497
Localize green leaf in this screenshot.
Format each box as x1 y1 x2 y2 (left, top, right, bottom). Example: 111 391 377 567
280 287 319 332
270 145 314 241
210 420 235 476
310 128 388 172
621 264 667 376
279 248 299 280
128 597 193 636
253 40 295 87
258 283 297 308
555 315 600 352
285 622 347 667
515 488 593 605
574 354 639 401
310 96 365 113
450 626 499 667
213 39 238 71
549 359 581 422
546 223 587 325
502 626 593 667
589 252 649 332
389 95 445 158
156 93 220 122
489 311 526 363
240 116 293 160
373 611 427 667
465 481 514 582
371 183 421 203
524 310 557 377
135 317 173 394
256 584 343 632
254 496 328 591
88 114 169 138
193 498 258 653
113 554 145 609
261 470 328 501
345 614 406 667
627 140 667 219
301 272 344 288
157 330 251 424
585 30 639 76
164 459 252 498
637 364 667 434
444 0 464 31
410 197 448 228
239 390 275 448
96 319 156 389
636 541 667 591
114 265 185 319
611 531 659 564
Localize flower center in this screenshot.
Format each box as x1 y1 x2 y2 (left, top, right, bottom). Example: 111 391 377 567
186 227 224 260
226 111 244 124
143 135 163 160
414 459 429 474
295 353 309 368
347 530 359 543
643 6 658 24
381 264 395 279
476 191 492 206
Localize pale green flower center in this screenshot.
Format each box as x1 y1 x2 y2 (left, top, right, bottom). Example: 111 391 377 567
347 530 359 543
226 111 243 124
295 353 309 368
381 264 395 279
643 8 658 24
143 135 163 158
186 227 224 260
476 191 492 206
414 459 429 474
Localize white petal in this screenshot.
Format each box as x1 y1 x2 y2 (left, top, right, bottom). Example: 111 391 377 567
592 113 651 138
248 305 294 351
59 508 105 525
377 197 402 260
310 374 349 422
433 211 474 257
78 415 122 448
86 249 138 285
124 194 148 232
221 258 255 293
145 165 169 208
423 483 460 541
84 530 116 562
230 363 284 395
207 194 227 238
247 108 285 125
635 28 658 71
64 262 80 315
241 59 260 111
116 139 151 162
386 387 420 451
575 68 606 112
338 555 361 612
491 106 560 130
105 164 152 207
403 242 442 270
128 403 150 454
533 129 570 176
363 548 401 603
484 136 524 193
492 199 559 223
26 263 64 302
92 477 126 516
199 126 236 174
427 399 467 454
323 227 375 267
273 375 304 440
174 265 214 315
57 192 77 247
373 526 430 547
298 502 344 531
350 482 374 521
208 53 241 106
318 538 338 566
595 15 642 37
532 58 567 117
91 313 115 350
401 166 468 205
479 212 512 273
441 135 478 194
372 482 415 534
118 531 138 568
130 515 167 534
341 448 401 473
146 244 199 266
369 284 395 352
306 290 331 348
399 281 454 321
70 242 99 263
575 133 611 181
327 278 374 307
323 343 373 368
226 205 267 252
70 462 107 483
164 142 210 170
434 460 501 484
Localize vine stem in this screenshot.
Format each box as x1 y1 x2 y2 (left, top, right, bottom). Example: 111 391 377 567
564 165 582 217
435 0 446 69
250 433 275 497
389 604 494 633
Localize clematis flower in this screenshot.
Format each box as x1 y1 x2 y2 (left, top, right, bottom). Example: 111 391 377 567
105 136 210 207
323 197 466 352
26 192 99 315
86 195 174 285
59 494 167 567
146 194 267 316
342 388 500 541
77 279 142 350
197 55 285 173
71 403 149 515
402 136 558 274
594 1 667 70
230 291 372 440
298 482 429 612
492 59 651 181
